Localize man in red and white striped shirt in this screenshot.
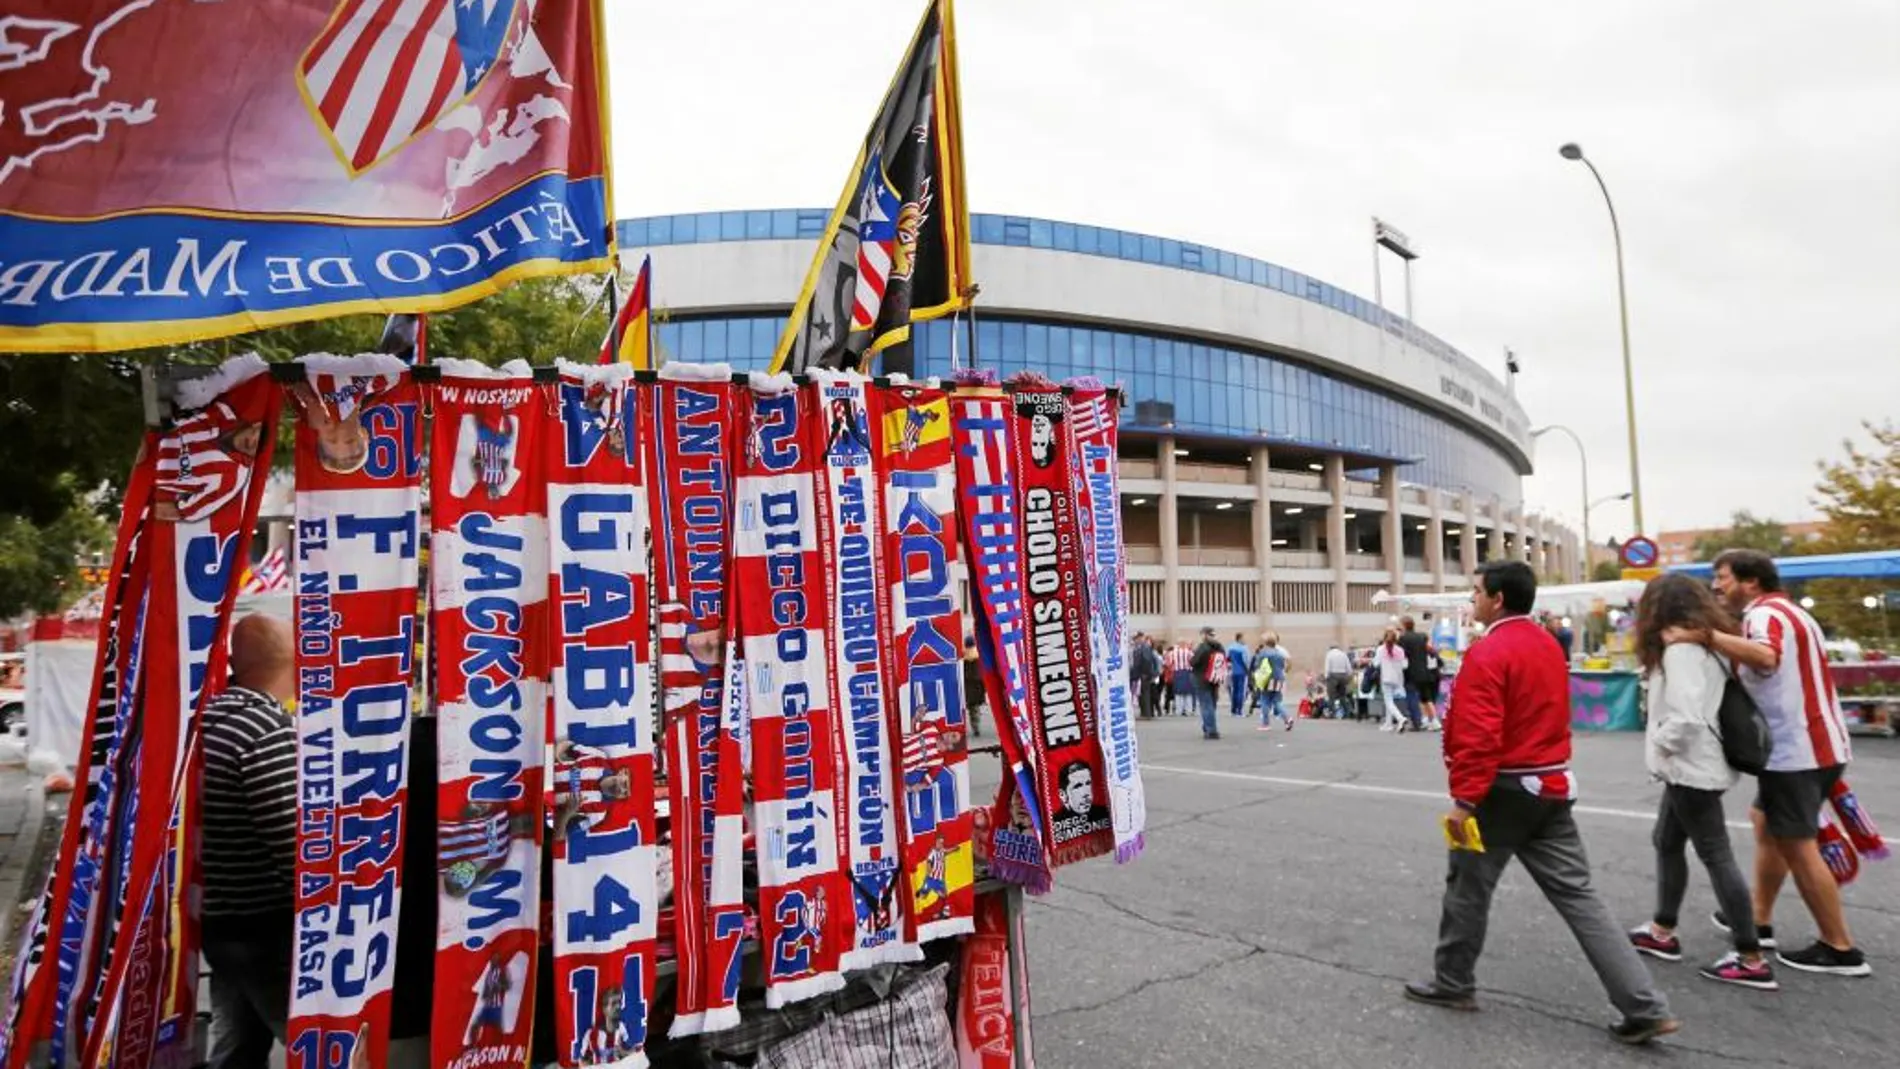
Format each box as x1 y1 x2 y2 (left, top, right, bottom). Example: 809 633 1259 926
1688 550 1867 977
1162 640 1194 717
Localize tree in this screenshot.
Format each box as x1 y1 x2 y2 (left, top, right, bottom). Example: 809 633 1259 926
1591 559 1622 582
1804 422 1900 648
0 278 609 615
1691 510 1790 562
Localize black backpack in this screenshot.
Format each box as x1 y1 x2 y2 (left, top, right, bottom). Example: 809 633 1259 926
1712 655 1772 775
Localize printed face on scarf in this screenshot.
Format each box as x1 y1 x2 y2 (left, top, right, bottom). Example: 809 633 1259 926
292 382 370 473
1060 761 1094 817
1029 412 1055 467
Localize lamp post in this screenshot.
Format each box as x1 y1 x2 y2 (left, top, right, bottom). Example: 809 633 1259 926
1864 595 1891 649
1558 142 1645 534
1530 424 1590 581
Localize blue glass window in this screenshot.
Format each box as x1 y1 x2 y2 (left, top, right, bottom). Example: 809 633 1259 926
648 215 674 244
975 215 1004 244
745 211 772 240
1075 225 1098 254
1217 250 1236 278
1160 238 1181 266
1120 230 1142 260
671 213 696 243
1003 217 1031 245
770 209 796 239
695 212 722 242
1181 244 1203 270
701 319 728 359
1025 323 1049 365
1028 218 1052 248
1141 234 1162 263
1052 222 1076 251
796 209 831 237
719 211 746 241
619 218 648 248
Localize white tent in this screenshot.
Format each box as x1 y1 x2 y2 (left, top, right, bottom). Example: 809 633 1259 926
24 639 95 771
1372 579 1647 620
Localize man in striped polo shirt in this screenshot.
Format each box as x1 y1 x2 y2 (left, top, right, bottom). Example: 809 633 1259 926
201 614 300 1067
1688 550 1868 977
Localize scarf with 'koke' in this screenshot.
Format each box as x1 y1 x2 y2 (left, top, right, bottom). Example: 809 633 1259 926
810 369 919 968
1066 381 1146 865
948 375 1050 892
732 373 851 1008
869 377 974 943
285 354 421 1069
429 360 550 1069
3 409 159 1069
645 363 745 1036
1008 376 1113 869
89 355 280 1069
546 360 658 1066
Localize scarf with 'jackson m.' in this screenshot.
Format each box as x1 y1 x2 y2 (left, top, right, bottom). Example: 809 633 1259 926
949 375 1050 892
1008 376 1114 868
88 356 280 1069
731 373 851 1008
285 354 421 1069
869 378 974 943
429 360 550 1069
1067 381 1146 864
644 364 746 1036
810 369 920 967
546 360 659 1067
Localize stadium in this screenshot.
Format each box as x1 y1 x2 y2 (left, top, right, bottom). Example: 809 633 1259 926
618 209 1581 652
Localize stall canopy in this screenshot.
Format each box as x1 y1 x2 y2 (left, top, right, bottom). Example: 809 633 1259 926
1669 549 1900 581
1374 579 1648 618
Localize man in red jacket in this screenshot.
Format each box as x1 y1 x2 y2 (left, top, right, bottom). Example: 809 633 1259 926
1404 561 1679 1046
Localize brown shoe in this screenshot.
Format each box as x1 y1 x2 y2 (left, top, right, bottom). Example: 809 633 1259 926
1402 980 1477 1011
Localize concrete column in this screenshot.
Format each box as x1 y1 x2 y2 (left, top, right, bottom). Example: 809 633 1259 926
1381 464 1404 590
1502 508 1520 564
1251 445 1274 630
1460 492 1480 577
1325 456 1348 645
1426 487 1446 593
1159 437 1180 637
1299 518 1320 552
1488 496 1504 561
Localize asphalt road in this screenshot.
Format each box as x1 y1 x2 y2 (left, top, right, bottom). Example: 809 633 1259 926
1017 716 1900 1069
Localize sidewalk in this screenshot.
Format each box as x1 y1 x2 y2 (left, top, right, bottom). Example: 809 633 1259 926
0 764 59 977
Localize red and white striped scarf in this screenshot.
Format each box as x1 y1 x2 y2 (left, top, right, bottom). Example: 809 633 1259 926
809 369 920 967
546 360 659 1067
1067 382 1146 865
869 378 975 943
429 359 550 1069
2 424 160 1069
1008 377 1114 869
87 356 280 1069
731 373 851 1008
643 364 746 1036
284 354 421 1069
949 378 1051 893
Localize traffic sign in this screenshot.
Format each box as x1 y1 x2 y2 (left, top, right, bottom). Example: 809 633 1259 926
1620 536 1659 570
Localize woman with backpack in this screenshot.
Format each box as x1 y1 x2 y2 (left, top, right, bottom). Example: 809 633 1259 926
1626 574 1777 991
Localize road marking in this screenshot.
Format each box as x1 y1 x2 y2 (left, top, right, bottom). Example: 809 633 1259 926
1142 764 1751 830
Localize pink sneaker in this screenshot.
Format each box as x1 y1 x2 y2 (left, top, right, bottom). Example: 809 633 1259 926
1627 926 1682 962
1699 952 1779 991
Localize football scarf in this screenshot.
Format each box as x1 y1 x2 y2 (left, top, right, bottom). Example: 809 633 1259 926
731 373 851 1008
1067 382 1146 865
429 359 551 1069
88 356 280 1069
809 369 919 968
1008 378 1113 869
948 376 1050 893
285 354 422 1069
546 361 659 1067
953 891 1025 1069
643 363 746 1036
869 378 974 943
1829 778 1889 861
2 432 157 1069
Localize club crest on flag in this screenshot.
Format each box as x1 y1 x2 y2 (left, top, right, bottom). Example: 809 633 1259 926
297 0 522 175
450 412 521 499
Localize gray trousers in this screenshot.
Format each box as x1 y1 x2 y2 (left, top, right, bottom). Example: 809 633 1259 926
1654 784 1758 953
1434 787 1672 1022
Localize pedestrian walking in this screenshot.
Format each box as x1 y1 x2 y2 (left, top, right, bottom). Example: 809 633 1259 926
1130 633 1161 720
1398 615 1430 730
1405 561 1678 1046
1253 633 1291 731
1626 575 1774 989
1323 643 1354 719
962 636 986 738
1675 549 1868 977
1377 630 1410 733
1226 632 1252 717
1190 627 1224 739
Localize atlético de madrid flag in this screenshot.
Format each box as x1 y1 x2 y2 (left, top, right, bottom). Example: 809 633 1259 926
0 0 613 352
771 0 972 378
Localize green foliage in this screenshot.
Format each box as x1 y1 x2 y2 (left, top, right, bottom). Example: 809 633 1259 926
1691 510 1790 562
1591 559 1622 582
1804 422 1900 648
0 481 112 618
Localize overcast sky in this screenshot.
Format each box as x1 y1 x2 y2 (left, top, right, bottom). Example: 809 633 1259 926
604 0 1900 541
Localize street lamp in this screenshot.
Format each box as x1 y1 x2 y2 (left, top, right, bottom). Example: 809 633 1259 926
1589 491 1633 512
1558 142 1646 534
1531 424 1590 581
1864 595 1891 648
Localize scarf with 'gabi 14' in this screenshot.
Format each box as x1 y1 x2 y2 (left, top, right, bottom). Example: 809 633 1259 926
545 360 659 1066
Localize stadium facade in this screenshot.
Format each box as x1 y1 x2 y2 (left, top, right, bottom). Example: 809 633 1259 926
617 208 1580 652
